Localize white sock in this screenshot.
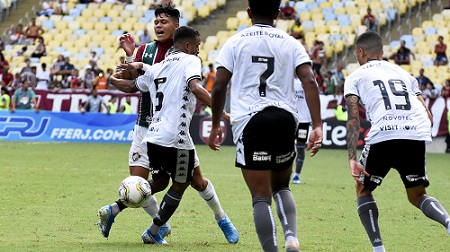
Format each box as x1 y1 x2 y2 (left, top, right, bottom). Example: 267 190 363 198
198 179 226 221
373 245 386 252
142 195 159 218
111 203 120 216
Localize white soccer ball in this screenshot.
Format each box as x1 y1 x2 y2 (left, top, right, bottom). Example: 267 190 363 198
118 176 152 208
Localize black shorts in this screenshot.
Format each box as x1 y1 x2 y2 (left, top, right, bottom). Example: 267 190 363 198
147 143 195 184
359 139 429 191
296 122 311 144
236 107 297 171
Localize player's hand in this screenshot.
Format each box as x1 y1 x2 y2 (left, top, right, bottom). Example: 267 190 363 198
120 34 136 57
349 159 370 184
306 127 323 157
208 126 223 151
117 62 141 71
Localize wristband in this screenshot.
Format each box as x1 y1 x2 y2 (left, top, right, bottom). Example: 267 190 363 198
142 63 151 72
125 55 133 63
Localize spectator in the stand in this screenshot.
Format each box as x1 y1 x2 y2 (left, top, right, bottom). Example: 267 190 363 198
83 68 96 90
9 23 24 45
330 99 347 121
280 1 296 20
139 28 152 45
389 46 410 65
80 88 103 113
89 51 99 65
416 68 433 88
21 58 32 74
434 36 448 66
324 71 339 96
149 0 163 9
0 51 9 72
106 95 117 115
313 68 324 94
31 36 46 58
1 66 14 87
9 73 22 91
204 63 216 93
58 57 75 77
421 82 439 100
39 0 54 17
290 19 304 39
119 95 132 114
25 18 45 43
106 68 115 89
11 80 39 113
13 46 28 57
54 0 67 15
36 63 51 90
400 40 415 60
70 69 84 92
93 70 108 90
441 78 450 101
330 62 345 85
362 7 377 31
0 87 11 110
311 41 326 76
22 66 37 88
0 37 5 51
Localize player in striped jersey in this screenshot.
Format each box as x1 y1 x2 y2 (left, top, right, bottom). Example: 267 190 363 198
208 0 323 251
345 31 450 252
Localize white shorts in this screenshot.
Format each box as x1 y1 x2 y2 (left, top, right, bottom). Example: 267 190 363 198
128 125 200 169
129 125 150 169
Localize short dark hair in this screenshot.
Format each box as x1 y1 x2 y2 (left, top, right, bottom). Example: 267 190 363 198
248 0 281 18
174 26 200 45
1 87 7 93
355 31 383 55
155 4 180 23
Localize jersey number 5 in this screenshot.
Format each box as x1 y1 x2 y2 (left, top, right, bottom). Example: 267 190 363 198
154 77 166 111
252 56 274 97
373 79 411 110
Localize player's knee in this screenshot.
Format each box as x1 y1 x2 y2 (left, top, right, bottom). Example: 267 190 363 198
129 166 150 178
190 172 207 191
406 185 426 207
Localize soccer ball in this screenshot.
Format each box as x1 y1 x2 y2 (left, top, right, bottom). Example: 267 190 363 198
118 176 152 208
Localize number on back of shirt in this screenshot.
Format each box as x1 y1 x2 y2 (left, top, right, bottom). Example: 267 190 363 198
252 56 274 97
373 79 411 110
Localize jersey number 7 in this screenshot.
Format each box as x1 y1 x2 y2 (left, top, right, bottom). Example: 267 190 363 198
252 56 274 97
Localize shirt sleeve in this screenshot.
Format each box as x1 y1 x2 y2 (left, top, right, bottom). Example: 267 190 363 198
134 44 147 63
135 74 151 92
185 56 202 83
293 39 312 67
344 74 360 98
215 38 234 73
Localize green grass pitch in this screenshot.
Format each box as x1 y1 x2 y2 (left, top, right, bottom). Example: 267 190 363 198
0 142 449 252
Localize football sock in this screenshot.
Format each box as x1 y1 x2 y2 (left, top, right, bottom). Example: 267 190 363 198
373 245 386 252
149 187 183 235
357 195 383 248
418 196 450 230
295 144 305 175
112 200 127 216
253 197 278 252
142 195 159 218
198 179 226 222
273 188 298 242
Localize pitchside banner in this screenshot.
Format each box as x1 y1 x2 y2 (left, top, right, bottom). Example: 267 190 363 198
0 110 136 143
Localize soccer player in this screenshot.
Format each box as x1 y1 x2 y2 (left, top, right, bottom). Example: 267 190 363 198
208 1 323 251
99 5 237 243
345 31 450 252
109 26 238 245
292 76 314 185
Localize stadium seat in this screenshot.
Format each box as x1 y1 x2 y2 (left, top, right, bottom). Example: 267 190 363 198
226 17 239 30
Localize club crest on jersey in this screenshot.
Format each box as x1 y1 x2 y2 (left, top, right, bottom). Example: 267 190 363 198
199 116 227 145
132 152 141 162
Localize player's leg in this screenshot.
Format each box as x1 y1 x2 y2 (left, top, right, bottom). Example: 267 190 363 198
356 143 391 252
141 145 193 244
189 153 239 243
241 168 278 252
293 123 309 184
397 140 450 234
272 165 299 252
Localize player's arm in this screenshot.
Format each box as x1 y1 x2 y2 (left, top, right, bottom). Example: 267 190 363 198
417 95 433 126
296 63 323 156
208 67 232 151
109 72 139 93
189 78 211 106
345 94 369 182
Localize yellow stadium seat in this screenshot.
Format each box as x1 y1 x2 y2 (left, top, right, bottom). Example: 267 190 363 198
202 41 216 51
54 21 68 30
125 17 138 24
314 25 328 34
81 22 94 30
87 2 99 9
207 0 218 11
61 41 75 50
198 50 208 62
108 9 120 18
329 25 341 34
82 8 94 17
311 13 324 22
107 21 120 31
99 2 113 10
120 22 133 32
41 33 53 43
120 10 132 18
346 7 359 15
334 40 345 53
182 0 194 8
299 12 311 22
326 20 339 26
133 22 146 32
91 34 104 44
132 9 145 18
412 27 423 36
320 2 332 8
205 35 219 47
93 9 106 18
48 40 62 48
334 7 346 15
94 22 107 31
198 5 211 19
340 26 354 34
421 20 433 29
226 17 239 30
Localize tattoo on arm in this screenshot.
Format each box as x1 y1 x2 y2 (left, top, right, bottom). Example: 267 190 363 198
346 95 360 161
